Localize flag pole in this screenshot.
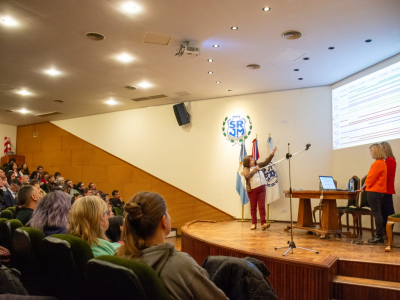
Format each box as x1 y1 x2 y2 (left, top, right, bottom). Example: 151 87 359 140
266 204 274 223
237 205 249 222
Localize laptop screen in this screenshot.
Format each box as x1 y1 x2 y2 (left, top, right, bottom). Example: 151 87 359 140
319 176 336 190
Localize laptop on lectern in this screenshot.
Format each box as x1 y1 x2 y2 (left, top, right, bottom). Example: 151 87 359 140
319 176 337 191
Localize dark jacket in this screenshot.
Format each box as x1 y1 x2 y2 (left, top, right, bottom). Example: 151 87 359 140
43 226 67 236
110 198 124 209
202 256 278 300
3 189 16 208
16 208 34 226
0 190 6 211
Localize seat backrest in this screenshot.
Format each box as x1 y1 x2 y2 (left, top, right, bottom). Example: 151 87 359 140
6 206 16 215
347 176 360 207
8 219 23 235
86 255 172 300
112 207 122 216
41 234 94 300
0 219 13 253
0 210 13 220
13 227 46 295
0 218 9 247
360 175 368 208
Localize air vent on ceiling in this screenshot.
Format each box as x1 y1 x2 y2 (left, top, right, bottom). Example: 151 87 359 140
144 32 171 45
53 99 64 103
131 94 168 101
125 86 137 90
282 30 302 40
35 112 62 117
85 32 105 41
246 64 261 69
175 91 191 96
4 109 14 113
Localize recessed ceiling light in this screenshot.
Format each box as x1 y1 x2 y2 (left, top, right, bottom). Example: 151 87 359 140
213 44 219 48
303 57 309 60
116 53 134 63
328 47 335 50
17 108 29 114
105 98 118 105
53 99 64 103
16 89 31 96
216 81 221 84
365 39 372 43
121 2 140 13
208 59 213 62
294 69 299 71
85 32 105 41
44 68 61 76
208 71 213 74
298 78 303 80
228 90 233 92
1 16 17 27
138 81 152 88
262 7 271 11
231 26 238 30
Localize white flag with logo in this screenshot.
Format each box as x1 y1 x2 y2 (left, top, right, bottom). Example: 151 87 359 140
263 137 280 204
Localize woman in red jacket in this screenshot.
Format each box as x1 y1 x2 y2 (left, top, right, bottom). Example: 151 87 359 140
380 141 396 235
359 143 387 244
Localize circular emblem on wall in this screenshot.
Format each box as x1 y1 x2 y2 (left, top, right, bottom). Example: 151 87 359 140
222 115 252 144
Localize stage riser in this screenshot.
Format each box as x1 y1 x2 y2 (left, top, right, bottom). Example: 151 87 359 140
339 260 400 282
334 284 400 300
182 232 337 300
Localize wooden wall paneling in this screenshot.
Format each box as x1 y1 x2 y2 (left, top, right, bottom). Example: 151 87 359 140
42 166 61 176
51 150 72 167
93 149 125 166
106 165 133 183
82 166 108 184
26 137 42 153
16 137 26 153
33 152 51 167
42 136 62 152
97 182 124 197
34 123 53 138
17 125 34 140
59 166 83 183
23 152 34 168
61 135 84 150
71 149 95 166
339 260 400 282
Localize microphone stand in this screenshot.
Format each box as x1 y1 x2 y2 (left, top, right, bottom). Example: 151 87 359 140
275 143 319 256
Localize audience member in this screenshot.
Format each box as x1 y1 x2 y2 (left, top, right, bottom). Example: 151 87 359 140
11 163 20 178
76 182 85 196
21 175 30 185
0 170 7 210
84 188 92 196
4 179 21 208
106 216 124 243
71 193 81 205
6 171 16 185
2 157 15 173
16 185 43 225
55 177 64 188
68 196 121 257
111 190 125 209
89 182 101 195
42 171 49 184
28 190 70 236
116 191 227 300
0 170 7 191
20 163 30 176
65 179 79 196
54 172 61 180
62 184 71 195
30 179 46 197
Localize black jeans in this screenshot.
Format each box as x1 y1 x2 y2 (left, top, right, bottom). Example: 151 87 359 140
367 191 385 237
382 193 395 234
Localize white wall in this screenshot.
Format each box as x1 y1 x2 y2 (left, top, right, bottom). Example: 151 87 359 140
53 86 332 220
0 123 17 158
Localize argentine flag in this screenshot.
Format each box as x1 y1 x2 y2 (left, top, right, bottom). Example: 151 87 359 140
236 141 250 205
264 137 280 204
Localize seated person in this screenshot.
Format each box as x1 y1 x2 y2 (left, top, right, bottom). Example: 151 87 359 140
110 190 124 208
20 175 30 185
83 188 92 196
16 185 43 226
30 179 46 196
42 174 56 193
28 190 70 236
116 192 227 300
71 193 81 205
4 178 21 208
106 216 124 244
68 196 121 257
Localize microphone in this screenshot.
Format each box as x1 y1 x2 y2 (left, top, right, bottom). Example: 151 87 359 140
305 144 311 150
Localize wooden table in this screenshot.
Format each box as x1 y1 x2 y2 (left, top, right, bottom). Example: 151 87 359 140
284 190 358 239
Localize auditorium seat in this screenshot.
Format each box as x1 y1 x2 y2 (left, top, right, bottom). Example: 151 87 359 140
112 207 122 216
13 227 46 295
337 176 360 234
86 255 172 300
385 214 400 252
0 219 14 253
7 206 16 216
0 209 13 220
41 234 94 300
0 218 8 247
345 176 374 237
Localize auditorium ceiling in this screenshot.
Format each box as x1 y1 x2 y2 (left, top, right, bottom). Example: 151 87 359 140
0 0 399 126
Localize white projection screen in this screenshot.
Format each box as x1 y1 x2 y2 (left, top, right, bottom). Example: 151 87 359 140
332 61 400 150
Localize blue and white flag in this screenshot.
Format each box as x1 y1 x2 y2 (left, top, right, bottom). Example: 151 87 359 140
236 141 250 205
263 137 280 204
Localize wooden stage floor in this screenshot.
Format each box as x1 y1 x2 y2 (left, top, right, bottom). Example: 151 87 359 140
181 220 400 265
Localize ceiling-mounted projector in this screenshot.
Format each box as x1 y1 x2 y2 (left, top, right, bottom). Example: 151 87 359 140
175 41 200 57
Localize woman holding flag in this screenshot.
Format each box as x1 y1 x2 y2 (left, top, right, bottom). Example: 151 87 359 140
242 138 277 230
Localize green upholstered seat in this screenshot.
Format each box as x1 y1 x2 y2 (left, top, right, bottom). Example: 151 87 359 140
389 214 400 219
0 210 13 220
0 218 9 247
6 206 16 215
0 219 13 253
41 234 94 300
112 207 122 216
13 227 46 295
8 219 23 235
86 255 172 300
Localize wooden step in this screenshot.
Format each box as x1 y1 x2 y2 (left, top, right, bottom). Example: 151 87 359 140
334 275 400 291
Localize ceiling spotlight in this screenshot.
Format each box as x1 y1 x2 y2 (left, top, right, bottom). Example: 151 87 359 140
17 108 29 114
262 7 271 11
328 47 335 50
116 53 134 63
216 81 221 84
213 44 219 48
303 57 309 60
208 71 213 74
16 89 31 96
228 90 233 92
208 59 213 62
365 39 372 43
53 99 64 103
231 26 238 30
294 69 299 71
298 78 303 80
45 68 61 76
121 2 139 13
138 81 152 88
105 98 118 105
1 16 17 27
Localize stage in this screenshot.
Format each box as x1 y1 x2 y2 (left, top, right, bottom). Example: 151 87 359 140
181 220 400 300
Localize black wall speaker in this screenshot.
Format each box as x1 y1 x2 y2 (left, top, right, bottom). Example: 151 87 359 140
173 103 190 126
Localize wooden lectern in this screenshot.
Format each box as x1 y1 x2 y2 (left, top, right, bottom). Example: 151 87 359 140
1 154 25 169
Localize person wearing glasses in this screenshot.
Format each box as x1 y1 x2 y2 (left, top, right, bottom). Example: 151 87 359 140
68 196 121 257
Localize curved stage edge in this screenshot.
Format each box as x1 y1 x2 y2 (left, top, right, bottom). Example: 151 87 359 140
181 220 400 300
